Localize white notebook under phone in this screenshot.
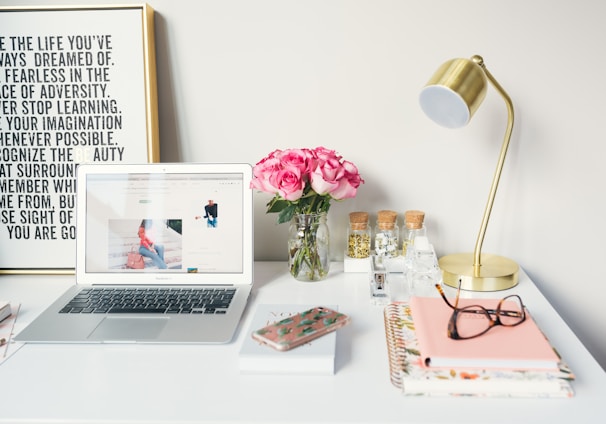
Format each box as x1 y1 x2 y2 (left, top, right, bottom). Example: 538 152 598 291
16 162 254 344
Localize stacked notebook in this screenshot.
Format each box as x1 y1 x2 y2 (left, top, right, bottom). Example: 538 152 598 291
383 300 575 398
239 304 338 375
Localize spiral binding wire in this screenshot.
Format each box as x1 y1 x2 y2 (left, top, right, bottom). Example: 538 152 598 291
383 302 409 390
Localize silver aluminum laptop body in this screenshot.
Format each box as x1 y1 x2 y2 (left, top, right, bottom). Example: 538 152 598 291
15 162 254 344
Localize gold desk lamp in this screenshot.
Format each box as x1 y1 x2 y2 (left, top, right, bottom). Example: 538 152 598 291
419 55 519 291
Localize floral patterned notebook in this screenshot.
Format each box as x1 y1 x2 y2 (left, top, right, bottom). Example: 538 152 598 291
383 302 575 397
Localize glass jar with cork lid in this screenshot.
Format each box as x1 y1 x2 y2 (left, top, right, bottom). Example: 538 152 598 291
347 211 371 259
374 210 399 257
402 210 427 256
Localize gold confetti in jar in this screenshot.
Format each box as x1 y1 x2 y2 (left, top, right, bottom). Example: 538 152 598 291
347 212 371 258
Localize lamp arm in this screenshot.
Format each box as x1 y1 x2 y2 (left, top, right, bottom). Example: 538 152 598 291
472 58 515 275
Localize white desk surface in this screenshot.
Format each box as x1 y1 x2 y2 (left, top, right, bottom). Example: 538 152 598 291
0 262 604 424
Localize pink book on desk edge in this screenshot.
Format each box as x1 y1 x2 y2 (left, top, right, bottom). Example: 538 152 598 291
409 296 561 370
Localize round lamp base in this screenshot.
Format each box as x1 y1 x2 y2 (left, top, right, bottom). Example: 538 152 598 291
439 253 519 292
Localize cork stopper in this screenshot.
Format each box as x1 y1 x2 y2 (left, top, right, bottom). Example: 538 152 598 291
349 211 369 230
377 210 397 230
404 210 425 229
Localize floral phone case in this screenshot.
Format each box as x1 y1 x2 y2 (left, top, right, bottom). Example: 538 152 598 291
251 306 350 351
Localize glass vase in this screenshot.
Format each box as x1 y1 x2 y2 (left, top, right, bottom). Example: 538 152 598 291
288 213 330 281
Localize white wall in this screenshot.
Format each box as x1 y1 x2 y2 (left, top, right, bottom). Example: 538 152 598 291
7 0 606 370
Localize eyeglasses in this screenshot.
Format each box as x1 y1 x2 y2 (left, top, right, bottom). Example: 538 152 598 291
434 279 526 340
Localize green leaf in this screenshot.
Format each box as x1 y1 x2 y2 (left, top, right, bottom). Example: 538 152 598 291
266 198 289 213
322 317 337 326
277 205 297 224
277 327 292 336
297 319 316 327
275 317 294 326
297 327 316 336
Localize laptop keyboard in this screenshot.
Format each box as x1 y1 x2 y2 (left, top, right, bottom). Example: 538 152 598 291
59 287 236 315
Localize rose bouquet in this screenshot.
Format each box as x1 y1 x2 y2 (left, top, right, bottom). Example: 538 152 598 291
250 147 364 280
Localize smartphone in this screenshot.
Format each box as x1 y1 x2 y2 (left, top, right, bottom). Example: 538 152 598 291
251 306 350 352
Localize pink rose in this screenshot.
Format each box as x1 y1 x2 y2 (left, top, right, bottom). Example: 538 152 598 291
270 166 305 201
312 146 342 163
250 155 283 194
310 157 345 195
278 148 312 176
328 160 364 200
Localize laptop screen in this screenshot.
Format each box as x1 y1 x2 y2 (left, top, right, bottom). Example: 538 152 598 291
75 163 253 286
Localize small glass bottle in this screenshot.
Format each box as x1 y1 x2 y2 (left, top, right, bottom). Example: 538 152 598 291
347 212 371 259
407 243 441 297
374 210 399 257
401 210 427 256
402 210 440 296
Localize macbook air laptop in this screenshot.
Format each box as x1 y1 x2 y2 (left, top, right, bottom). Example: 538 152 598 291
16 162 254 344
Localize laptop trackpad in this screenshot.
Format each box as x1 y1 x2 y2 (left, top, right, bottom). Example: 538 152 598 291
88 317 169 341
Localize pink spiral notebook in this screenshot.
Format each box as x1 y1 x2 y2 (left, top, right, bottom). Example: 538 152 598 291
409 296 561 370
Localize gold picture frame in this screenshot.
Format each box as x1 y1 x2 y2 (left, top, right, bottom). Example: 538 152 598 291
0 4 159 274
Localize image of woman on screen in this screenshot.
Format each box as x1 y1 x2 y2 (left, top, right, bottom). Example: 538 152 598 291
195 199 218 228
138 219 167 269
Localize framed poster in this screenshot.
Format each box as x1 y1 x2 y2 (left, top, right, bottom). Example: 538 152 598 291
0 4 159 274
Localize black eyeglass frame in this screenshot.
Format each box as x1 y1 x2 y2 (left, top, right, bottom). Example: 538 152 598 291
434 281 527 340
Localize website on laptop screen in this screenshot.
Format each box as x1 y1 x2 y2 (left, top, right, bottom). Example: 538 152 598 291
84 172 244 274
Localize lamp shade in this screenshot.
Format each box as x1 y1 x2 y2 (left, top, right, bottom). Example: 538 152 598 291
419 58 488 129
